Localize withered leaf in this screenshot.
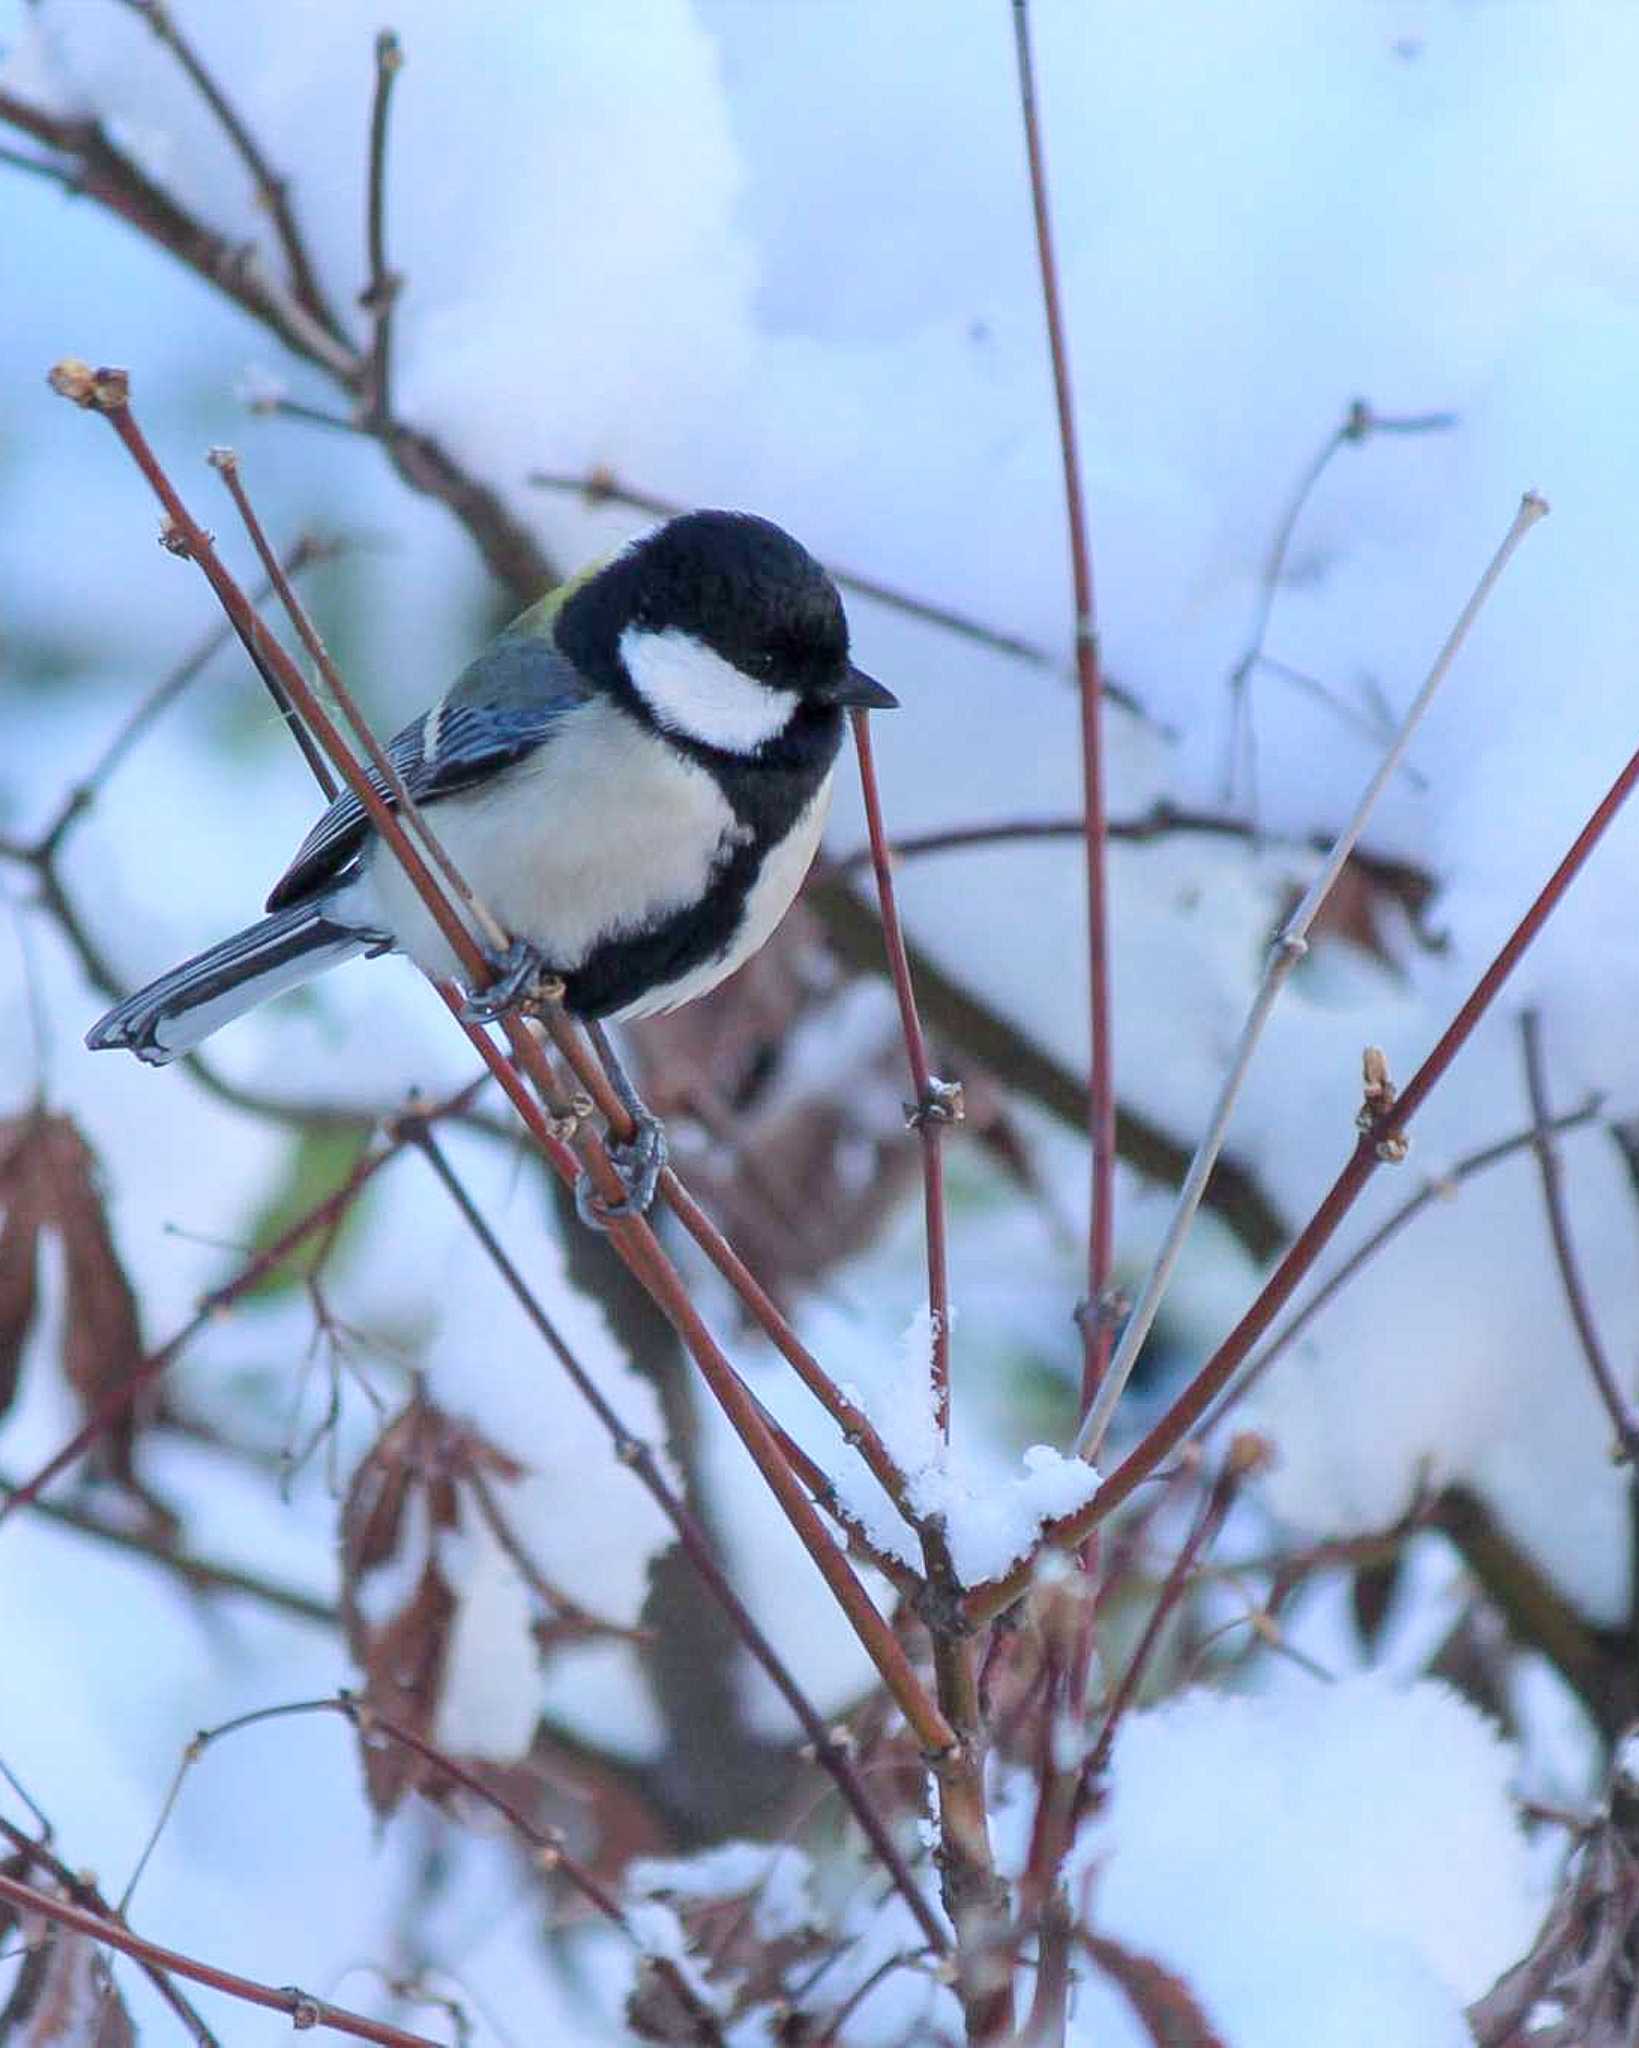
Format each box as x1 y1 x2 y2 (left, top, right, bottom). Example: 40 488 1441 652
0 1114 145 1481
1083 1932 1228 2048
340 1394 528 1819
0 1904 139 2046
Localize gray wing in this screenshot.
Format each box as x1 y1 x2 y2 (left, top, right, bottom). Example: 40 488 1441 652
265 634 592 911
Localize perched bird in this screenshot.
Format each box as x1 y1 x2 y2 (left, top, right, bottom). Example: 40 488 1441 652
86 509 897 1214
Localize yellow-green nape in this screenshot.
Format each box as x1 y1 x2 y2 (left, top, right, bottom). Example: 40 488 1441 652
506 549 614 640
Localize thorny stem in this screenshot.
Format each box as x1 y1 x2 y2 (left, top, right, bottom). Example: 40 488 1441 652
214 448 505 947
1202 1097 1604 1433
851 709 956 1437
406 1122 949 1954
1520 1012 1639 1464
0 1868 444 2047
971 677 1639 1620
1011 0 1117 1414
1076 490 1550 1462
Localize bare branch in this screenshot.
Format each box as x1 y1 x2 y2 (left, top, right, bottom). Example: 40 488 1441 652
361 31 404 427
1076 490 1549 1461
970 640 1639 1616
113 0 351 343
0 1866 444 2046
1011 0 1117 1417
1520 1010 1639 1464
1224 396 1459 808
850 709 958 1436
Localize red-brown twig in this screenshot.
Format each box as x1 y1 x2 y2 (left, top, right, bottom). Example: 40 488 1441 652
405 1119 948 1954
1010 0 1116 1411
967 702 1639 1622
1076 1438 1267 1807
121 1694 725 2040
0 1121 412 1523
850 709 957 1436
0 1814 219 2043
1520 1011 1639 1464
50 373 952 1756
1201 1096 1603 1432
0 1868 442 2046
1076 491 1547 1462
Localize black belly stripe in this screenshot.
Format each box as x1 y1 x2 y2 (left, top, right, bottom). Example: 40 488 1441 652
562 708 841 1017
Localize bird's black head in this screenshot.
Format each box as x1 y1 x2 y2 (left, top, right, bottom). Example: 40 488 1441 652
556 510 896 757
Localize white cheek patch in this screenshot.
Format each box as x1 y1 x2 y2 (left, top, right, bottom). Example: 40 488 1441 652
620 624 795 753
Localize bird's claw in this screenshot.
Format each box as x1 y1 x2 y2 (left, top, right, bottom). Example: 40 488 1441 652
575 1112 669 1231
460 940 564 1024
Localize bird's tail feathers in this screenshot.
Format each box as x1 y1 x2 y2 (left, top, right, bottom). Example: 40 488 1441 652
85 903 374 1065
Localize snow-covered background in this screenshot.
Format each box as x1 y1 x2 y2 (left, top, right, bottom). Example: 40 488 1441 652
3 2 1637 2041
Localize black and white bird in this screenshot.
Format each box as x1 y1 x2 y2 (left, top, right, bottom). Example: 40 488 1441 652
86 510 897 1209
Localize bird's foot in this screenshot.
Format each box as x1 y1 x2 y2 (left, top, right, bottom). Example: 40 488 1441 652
460 939 565 1024
575 1109 669 1231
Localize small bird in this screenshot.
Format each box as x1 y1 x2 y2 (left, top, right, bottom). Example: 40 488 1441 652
86 509 897 1214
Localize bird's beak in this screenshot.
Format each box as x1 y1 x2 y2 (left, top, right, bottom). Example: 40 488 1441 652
832 664 899 710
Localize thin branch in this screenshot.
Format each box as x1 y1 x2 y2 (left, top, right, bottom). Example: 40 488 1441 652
38 531 344 851
0 1079 481 1521
362 32 403 428
810 868 1291 1263
1224 397 1458 808
113 0 350 344
126 1695 727 2044
0 1816 220 2044
0 83 550 595
0 1472 336 1626
1012 0 1117 1421
404 1119 949 1955
850 709 957 1436
528 468 1065 677
1520 1011 1639 1463
826 801 1446 952
54 369 957 1766
1076 1439 1265 1802
0 1868 442 2046
970 648 1639 1618
1075 490 1549 1461
1200 1096 1604 1432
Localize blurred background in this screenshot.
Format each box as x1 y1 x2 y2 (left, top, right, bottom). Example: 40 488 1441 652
2 3 1637 2041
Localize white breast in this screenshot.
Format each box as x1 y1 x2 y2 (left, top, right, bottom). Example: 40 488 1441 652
613 771 834 1020
347 701 744 984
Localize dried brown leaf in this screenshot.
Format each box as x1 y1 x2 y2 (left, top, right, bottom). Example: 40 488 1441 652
0 1907 138 2046
1083 1932 1228 2048
340 1394 529 1817
0 1115 146 1484
0 1125 47 1420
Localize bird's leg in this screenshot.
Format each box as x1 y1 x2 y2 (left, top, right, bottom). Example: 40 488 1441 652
574 1020 669 1230
460 938 564 1024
